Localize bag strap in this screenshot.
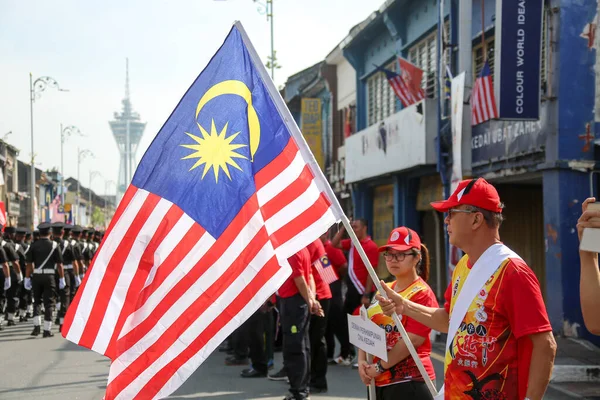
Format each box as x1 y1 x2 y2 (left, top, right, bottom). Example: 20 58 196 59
36 242 58 270
62 240 69 255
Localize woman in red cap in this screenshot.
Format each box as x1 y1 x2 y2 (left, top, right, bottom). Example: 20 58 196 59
357 226 437 400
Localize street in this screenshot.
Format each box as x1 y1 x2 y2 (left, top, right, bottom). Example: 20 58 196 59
0 320 584 400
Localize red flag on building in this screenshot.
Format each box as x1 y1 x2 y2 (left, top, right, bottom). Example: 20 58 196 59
379 57 425 108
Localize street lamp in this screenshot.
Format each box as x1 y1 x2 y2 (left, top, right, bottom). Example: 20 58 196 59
88 170 101 226
215 0 278 79
60 124 82 205
76 148 93 224
29 74 67 229
253 0 278 80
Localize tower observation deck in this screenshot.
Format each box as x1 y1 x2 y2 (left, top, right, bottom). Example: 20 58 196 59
109 58 146 203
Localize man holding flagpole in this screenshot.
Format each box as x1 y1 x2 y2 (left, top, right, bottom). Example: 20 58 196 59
377 178 556 400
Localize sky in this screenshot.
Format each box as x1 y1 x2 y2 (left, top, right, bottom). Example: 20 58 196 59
0 0 380 196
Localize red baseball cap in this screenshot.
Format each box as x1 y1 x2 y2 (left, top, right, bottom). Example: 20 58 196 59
430 178 503 213
378 227 421 253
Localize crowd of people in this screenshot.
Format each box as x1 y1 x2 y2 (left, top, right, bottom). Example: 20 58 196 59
1 178 599 400
0 222 103 336
217 178 600 400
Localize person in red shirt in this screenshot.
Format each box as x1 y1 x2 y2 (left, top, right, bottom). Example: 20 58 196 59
322 233 348 362
306 239 332 393
332 218 379 364
377 178 557 400
270 247 323 400
359 226 437 399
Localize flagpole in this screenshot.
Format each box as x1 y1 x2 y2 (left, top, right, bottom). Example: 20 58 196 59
234 20 438 397
481 0 486 61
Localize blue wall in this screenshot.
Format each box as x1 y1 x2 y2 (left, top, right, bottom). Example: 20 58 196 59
544 0 599 343
556 1 597 162
471 0 496 36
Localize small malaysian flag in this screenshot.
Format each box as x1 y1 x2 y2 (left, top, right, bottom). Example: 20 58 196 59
314 254 338 284
471 60 498 126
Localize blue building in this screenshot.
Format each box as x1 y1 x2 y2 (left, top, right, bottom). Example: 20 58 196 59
341 1 447 299
338 0 599 343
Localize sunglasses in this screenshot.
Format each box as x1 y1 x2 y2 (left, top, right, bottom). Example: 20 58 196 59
447 208 477 218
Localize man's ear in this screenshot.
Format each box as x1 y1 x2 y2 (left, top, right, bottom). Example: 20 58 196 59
472 213 484 230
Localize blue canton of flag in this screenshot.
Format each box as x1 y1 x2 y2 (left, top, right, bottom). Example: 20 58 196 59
444 66 452 100
132 29 292 238
63 23 340 400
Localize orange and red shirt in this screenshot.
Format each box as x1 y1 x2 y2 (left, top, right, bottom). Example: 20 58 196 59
443 255 552 400
341 237 379 294
367 278 438 387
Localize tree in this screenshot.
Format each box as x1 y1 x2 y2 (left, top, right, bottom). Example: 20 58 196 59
91 206 105 228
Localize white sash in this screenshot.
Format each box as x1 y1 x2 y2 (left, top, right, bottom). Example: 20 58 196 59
62 240 69 255
36 241 58 271
434 243 522 399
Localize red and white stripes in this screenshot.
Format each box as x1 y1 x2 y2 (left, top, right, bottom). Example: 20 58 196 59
471 69 498 126
388 75 425 108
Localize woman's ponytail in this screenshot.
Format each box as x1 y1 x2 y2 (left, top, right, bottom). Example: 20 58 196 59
417 243 430 281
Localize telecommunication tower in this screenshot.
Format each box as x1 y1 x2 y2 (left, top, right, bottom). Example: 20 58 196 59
109 58 146 204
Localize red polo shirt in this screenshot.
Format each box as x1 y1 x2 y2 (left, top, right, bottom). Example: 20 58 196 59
324 240 347 275
341 237 379 294
306 239 332 300
278 247 312 299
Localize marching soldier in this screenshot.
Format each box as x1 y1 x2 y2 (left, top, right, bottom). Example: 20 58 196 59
2 226 23 326
15 228 33 322
81 228 90 271
71 226 85 281
24 222 65 338
24 231 32 245
32 230 40 242
85 228 96 264
52 223 81 332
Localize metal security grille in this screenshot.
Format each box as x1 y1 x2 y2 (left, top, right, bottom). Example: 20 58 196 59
367 60 398 127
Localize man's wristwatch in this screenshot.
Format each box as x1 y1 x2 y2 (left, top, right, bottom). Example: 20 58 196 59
374 360 386 374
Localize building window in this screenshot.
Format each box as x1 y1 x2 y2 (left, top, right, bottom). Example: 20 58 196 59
367 60 398 127
472 36 495 81
408 22 450 99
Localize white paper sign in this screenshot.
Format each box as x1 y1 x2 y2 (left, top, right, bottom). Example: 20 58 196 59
581 228 600 253
347 306 387 362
